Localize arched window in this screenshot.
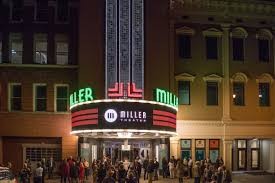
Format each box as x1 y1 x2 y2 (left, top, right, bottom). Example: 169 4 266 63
176 26 195 60
231 72 249 106
203 28 223 60
230 27 248 61
256 29 273 63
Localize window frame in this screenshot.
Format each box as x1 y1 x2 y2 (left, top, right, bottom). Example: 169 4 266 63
55 34 69 65
54 84 69 112
33 83 47 112
9 33 23 64
205 36 218 60
232 37 245 61
178 80 191 105
258 39 270 63
258 82 270 106
233 82 245 106
178 34 192 59
9 0 24 22
55 0 69 24
206 82 218 106
34 0 48 23
8 83 22 111
34 33 48 64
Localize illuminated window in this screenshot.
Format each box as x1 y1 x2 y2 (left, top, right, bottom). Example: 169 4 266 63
178 35 191 59
9 83 22 111
55 85 68 112
34 84 47 111
206 37 218 60
35 0 48 22
10 0 23 22
10 33 23 64
259 83 269 106
55 34 68 65
233 82 245 106
207 82 218 105
57 0 69 22
34 34 47 64
178 81 190 105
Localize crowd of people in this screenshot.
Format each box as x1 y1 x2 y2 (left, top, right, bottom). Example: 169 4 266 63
2 155 232 183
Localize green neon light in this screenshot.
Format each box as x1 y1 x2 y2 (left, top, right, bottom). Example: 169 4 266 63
70 87 94 107
154 88 178 108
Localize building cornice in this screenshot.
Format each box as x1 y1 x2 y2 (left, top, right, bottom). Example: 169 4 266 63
175 73 196 82
177 120 275 127
0 63 78 69
203 74 223 83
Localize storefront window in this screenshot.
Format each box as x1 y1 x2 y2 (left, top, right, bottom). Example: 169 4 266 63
195 139 205 161
180 139 191 160
209 139 219 163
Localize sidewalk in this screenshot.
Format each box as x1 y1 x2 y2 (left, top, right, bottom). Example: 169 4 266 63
41 173 275 183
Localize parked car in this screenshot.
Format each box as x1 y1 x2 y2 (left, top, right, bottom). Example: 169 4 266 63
0 166 16 183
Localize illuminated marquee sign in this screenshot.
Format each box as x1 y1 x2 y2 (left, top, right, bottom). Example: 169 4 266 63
154 88 178 108
71 100 176 132
70 87 94 107
104 109 147 123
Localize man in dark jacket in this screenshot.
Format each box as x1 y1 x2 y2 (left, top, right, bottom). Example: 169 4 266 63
143 158 149 180
70 162 79 183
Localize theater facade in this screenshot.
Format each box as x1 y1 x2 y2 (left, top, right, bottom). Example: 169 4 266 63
1 0 275 174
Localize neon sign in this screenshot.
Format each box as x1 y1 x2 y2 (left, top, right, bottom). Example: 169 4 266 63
108 82 143 99
70 87 94 107
154 88 178 108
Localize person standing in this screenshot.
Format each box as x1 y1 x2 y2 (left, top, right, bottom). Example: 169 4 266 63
153 158 159 180
147 160 154 183
34 163 43 183
19 163 32 183
223 166 232 183
193 161 201 183
83 159 89 180
176 159 184 183
168 159 175 179
40 158 46 183
59 159 70 183
188 157 193 178
217 164 223 183
70 162 79 183
47 157 56 179
162 157 168 178
79 162 85 183
142 158 149 180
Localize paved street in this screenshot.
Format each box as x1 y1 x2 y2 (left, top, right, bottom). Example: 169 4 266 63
42 173 275 183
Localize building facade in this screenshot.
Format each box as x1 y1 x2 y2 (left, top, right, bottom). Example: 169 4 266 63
0 0 275 174
171 0 275 172
0 0 79 171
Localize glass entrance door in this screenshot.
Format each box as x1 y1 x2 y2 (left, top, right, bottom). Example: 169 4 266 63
251 149 260 169
238 149 246 170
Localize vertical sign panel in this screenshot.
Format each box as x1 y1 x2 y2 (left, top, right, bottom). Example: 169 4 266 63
132 0 144 95
105 0 118 98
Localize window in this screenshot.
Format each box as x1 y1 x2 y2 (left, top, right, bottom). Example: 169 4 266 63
9 83 22 111
55 85 68 112
178 81 190 105
180 139 191 160
34 34 47 64
57 0 69 22
178 35 191 59
232 38 244 61
10 0 23 21
206 37 218 60
34 84 47 111
0 34 2 63
233 82 245 106
258 39 269 62
26 147 61 162
10 33 23 64
55 34 68 65
259 83 270 106
35 0 48 22
207 82 218 105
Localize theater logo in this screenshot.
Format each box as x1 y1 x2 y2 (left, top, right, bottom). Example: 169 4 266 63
104 109 147 123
